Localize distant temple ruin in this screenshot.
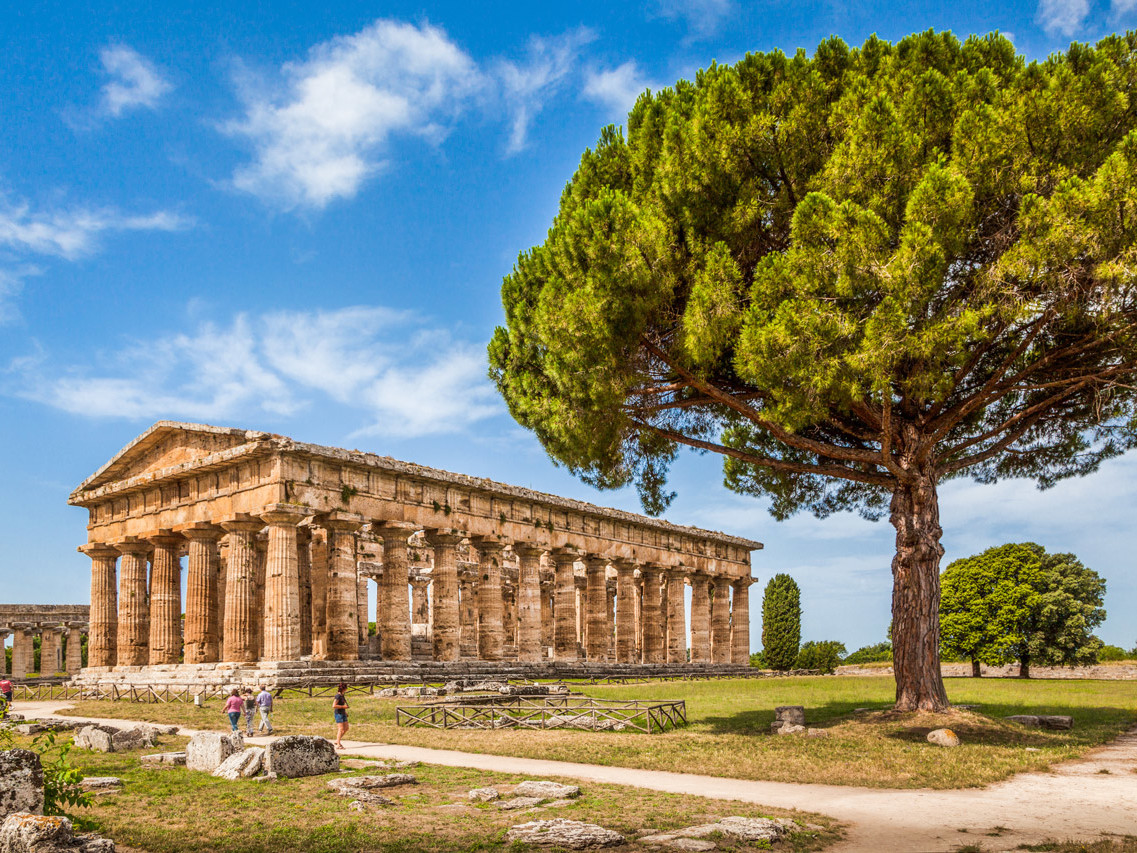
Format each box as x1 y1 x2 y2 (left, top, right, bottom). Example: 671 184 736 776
68 422 761 684
0 605 89 678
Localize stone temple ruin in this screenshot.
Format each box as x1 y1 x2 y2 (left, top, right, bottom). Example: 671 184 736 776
68 422 761 686
0 606 89 679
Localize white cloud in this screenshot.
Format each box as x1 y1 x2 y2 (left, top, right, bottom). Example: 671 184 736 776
225 20 483 209
99 44 172 116
1036 0 1091 35
1113 0 1137 17
496 29 595 153
655 0 735 39
14 306 501 437
582 61 653 118
0 199 191 260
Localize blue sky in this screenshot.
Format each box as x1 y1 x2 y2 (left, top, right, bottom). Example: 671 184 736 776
2 0 1135 653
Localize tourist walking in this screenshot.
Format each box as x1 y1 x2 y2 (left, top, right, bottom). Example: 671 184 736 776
242 687 256 736
0 677 12 717
255 685 274 733
333 682 349 749
223 688 242 732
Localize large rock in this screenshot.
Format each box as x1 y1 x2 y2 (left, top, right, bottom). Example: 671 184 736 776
0 751 43 818
514 781 581 800
326 775 416 794
468 787 500 802
78 778 122 792
771 705 806 733
72 725 157 754
212 748 264 781
506 819 624 849
0 812 115 852
927 728 961 747
1005 714 1074 730
263 736 338 778
716 817 791 843
186 732 243 772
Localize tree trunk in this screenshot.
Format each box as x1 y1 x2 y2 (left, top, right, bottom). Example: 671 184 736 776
1019 656 1030 679
971 659 981 678
889 466 950 711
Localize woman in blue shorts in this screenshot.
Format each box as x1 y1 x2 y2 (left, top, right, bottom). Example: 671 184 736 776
333 682 349 749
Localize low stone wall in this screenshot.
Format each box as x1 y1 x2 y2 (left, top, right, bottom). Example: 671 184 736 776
836 662 1137 680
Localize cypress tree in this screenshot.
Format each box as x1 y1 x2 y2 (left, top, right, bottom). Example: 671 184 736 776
762 574 801 670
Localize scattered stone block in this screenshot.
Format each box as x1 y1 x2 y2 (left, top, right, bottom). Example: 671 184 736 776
186 732 243 772
348 800 367 812
377 688 398 698
468 787 500 802
498 796 545 810
806 728 830 738
212 748 264 780
78 778 122 792
0 812 115 852
506 818 624 849
776 724 806 736
661 840 716 852
140 752 186 766
515 781 581 800
1005 714 1073 730
927 728 961 747
73 725 157 754
14 721 80 736
264 736 338 779
0 750 44 817
327 774 416 794
716 816 791 843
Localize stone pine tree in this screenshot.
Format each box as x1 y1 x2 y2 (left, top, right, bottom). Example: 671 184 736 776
941 543 1106 678
761 574 801 670
488 30 1137 710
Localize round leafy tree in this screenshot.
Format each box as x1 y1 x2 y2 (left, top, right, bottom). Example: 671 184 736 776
489 31 1137 709
762 573 802 669
941 543 1106 677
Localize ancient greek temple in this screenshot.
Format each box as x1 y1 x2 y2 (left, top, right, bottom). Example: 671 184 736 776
69 422 760 683
0 606 89 678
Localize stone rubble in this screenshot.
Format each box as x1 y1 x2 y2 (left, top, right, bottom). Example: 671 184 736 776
140 752 186 766
78 778 122 792
0 812 115 853
211 748 265 781
927 728 961 747
515 781 581 800
264 736 339 778
327 774 417 792
72 725 158 753
0 751 44 817
641 816 792 846
1004 714 1074 730
505 818 624 849
776 723 806 736
468 787 500 802
497 796 545 811
185 732 243 772
770 705 806 734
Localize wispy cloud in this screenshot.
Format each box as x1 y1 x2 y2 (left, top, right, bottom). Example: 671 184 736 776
99 44 172 117
497 28 595 153
1113 0 1137 18
13 306 501 437
655 0 736 39
582 61 654 118
1036 0 1091 35
0 200 191 260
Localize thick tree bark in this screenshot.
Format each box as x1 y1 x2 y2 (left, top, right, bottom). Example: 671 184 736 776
1019 656 1031 679
971 659 982 678
890 467 951 711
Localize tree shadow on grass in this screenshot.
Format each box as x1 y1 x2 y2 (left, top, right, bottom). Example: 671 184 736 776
698 700 879 735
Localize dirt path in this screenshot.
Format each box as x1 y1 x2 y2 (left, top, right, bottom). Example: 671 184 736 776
22 701 1137 852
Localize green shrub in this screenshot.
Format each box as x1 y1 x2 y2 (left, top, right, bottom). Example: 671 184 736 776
1097 644 1131 662
762 574 801 671
31 731 90 817
843 642 893 665
749 651 767 668
795 640 846 674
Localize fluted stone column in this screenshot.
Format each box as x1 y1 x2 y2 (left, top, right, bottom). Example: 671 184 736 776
81 543 118 668
614 561 636 662
217 544 228 654
606 578 617 659
64 626 84 674
658 574 669 655
221 518 263 663
539 576 554 656
375 523 415 661
308 528 329 659
253 532 267 660
115 539 151 666
583 556 608 661
40 626 63 674
260 506 306 662
424 531 462 661
357 572 370 647
640 566 664 664
689 573 711 663
711 576 732 663
182 524 223 664
0 631 7 674
324 514 363 661
297 527 313 656
551 549 579 660
575 576 587 648
666 570 687 663
147 533 183 665
472 537 505 661
514 544 543 662
459 573 478 658
411 576 431 637
502 580 517 657
11 626 34 677
731 578 752 663
633 574 643 660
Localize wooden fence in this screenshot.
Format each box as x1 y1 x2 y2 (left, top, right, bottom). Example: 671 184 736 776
395 696 688 734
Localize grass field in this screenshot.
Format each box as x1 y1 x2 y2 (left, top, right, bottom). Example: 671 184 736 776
57 675 1137 789
5 732 839 853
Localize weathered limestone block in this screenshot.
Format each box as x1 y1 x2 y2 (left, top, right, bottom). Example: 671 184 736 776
263 736 338 778
770 705 806 733
140 752 186 766
716 816 792 842
468 787 499 802
0 751 43 818
514 781 580 800
13 721 80 736
0 812 115 853
212 747 264 780
927 728 961 747
498 796 544 810
505 819 624 849
776 724 806 736
186 732 243 772
73 725 157 754
78 778 122 791
327 774 416 793
1005 714 1073 730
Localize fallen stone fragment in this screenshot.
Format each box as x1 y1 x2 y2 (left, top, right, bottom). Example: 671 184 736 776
770 705 806 734
0 750 44 816
716 816 791 842
806 728 830 738
249 773 279 783
927 728 961 747
348 800 366 812
212 748 264 780
661 840 716 852
1005 714 1073 730
263 735 338 778
468 787 500 802
498 796 545 810
0 811 116 852
186 732 243 772
140 752 186 766
515 781 581 800
776 724 806 736
506 819 624 849
377 688 398 698
543 799 576 809
74 725 152 754
14 721 81 736
332 787 393 806
327 774 416 794
79 777 122 791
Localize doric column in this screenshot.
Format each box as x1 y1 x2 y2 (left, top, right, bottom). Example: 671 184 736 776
459 571 478 658
259 505 306 662
640 565 664 664
575 575 587 648
606 577 617 659
731 578 752 663
502 579 517 657
80 543 119 668
424 530 462 661
551 548 579 660
253 532 267 660
324 513 363 661
614 561 636 662
309 528 329 659
180 523 223 664
64 625 84 674
539 575 554 656
357 572 370 648
11 626 34 677
115 539 151 666
471 536 505 661
0 631 7 674
633 573 643 660
220 518 263 663
411 576 431 635
514 544 543 662
40 625 63 674
666 569 687 663
147 532 183 665
689 573 712 663
216 544 228 654
711 576 732 663
583 556 608 660
297 527 313 656
375 522 415 661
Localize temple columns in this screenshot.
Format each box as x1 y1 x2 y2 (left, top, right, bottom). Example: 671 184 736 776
324 514 363 661
666 570 687 663
584 556 608 660
458 573 478 658
711 576 732 663
689 573 711 663
220 519 262 663
297 527 313 657
614 561 636 662
410 576 431 639
11 627 34 677
181 524 222 664
115 540 151 666
539 576 554 657
260 506 306 662
40 626 63 674
424 531 462 661
375 523 415 661
472 537 504 661
640 566 664 664
514 544 543 662
64 625 84 674
81 543 118 668
731 578 751 663
551 549 579 660
146 533 183 665
633 574 643 660
308 528 329 659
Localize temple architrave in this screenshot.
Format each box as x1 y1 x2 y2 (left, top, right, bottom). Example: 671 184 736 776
68 422 761 686
0 605 90 679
